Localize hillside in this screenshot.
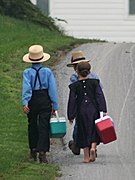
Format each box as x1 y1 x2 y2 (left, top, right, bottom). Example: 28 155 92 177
0 14 94 179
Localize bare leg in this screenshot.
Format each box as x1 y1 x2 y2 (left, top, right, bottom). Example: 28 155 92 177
90 142 97 162
83 147 90 163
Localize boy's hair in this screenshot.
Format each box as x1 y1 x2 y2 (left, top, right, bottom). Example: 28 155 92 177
77 62 91 77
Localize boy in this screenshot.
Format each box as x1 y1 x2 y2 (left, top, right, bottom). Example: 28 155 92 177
22 45 58 163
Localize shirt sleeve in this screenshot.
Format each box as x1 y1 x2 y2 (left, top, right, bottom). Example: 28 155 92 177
22 69 32 106
70 73 78 84
88 72 103 89
48 71 59 110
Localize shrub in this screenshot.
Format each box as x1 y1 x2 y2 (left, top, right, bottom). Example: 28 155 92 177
0 0 60 31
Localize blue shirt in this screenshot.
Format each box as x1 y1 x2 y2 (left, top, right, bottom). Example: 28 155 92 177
70 72 103 88
22 63 59 110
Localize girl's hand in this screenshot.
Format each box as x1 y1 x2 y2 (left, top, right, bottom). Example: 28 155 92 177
23 105 30 114
103 112 107 116
69 119 73 125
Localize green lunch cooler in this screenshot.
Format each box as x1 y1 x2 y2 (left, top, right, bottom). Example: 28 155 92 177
50 111 66 138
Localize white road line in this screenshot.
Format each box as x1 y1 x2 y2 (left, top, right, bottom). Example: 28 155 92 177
116 43 135 180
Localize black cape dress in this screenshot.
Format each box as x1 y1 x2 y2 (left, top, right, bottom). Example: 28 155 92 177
67 79 107 148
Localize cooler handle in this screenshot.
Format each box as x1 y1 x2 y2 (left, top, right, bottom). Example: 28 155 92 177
55 110 60 122
100 111 103 119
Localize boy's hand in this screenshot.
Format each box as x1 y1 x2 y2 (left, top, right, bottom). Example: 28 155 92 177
23 105 30 114
51 110 56 116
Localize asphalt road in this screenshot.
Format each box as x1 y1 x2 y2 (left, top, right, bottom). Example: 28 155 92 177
52 42 135 180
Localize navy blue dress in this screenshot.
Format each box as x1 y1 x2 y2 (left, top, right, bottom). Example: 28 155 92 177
67 79 107 148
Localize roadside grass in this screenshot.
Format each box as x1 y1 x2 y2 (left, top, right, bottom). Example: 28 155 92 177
0 14 100 179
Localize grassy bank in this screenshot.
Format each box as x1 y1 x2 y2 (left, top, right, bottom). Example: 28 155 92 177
0 15 98 179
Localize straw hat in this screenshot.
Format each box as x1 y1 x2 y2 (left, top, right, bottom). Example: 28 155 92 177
67 51 90 67
23 45 50 63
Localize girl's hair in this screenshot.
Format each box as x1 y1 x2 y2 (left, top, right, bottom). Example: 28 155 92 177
77 61 91 77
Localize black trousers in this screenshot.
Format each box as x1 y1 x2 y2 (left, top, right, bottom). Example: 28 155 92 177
27 89 52 152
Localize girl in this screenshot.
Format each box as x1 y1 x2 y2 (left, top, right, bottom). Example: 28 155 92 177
67 61 107 163
67 51 103 156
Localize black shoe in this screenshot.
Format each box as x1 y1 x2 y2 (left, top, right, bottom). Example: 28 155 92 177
68 140 80 155
39 152 48 164
30 148 37 161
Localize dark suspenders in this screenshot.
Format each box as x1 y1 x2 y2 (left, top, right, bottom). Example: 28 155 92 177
32 67 43 90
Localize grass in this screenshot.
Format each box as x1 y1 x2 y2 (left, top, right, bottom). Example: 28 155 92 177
0 14 99 179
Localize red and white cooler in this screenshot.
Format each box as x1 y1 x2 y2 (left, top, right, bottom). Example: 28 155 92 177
95 112 117 144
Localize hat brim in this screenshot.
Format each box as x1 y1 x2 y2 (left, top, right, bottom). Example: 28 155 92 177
67 59 90 67
23 53 50 63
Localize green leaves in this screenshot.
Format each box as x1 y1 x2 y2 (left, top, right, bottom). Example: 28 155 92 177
0 0 60 31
